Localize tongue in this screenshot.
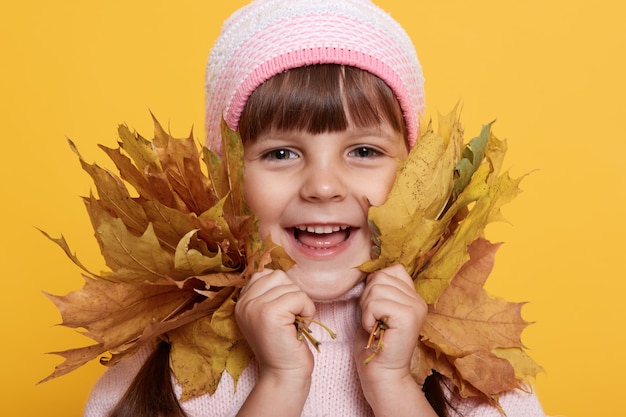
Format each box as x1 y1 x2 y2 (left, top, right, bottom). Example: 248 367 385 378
296 229 348 249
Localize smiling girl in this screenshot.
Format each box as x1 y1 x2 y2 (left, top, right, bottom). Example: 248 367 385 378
234 64 430 416
84 1 547 416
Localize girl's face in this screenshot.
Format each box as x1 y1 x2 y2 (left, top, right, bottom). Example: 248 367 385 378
243 122 408 300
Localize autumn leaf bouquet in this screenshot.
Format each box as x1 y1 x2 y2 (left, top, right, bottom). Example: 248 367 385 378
361 107 543 405
42 107 541 407
40 118 292 399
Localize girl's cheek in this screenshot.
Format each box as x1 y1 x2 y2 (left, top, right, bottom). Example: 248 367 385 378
366 175 397 207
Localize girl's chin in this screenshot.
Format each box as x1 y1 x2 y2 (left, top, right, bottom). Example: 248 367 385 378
286 264 365 301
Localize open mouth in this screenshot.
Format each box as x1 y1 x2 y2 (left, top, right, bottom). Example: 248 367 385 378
292 225 351 250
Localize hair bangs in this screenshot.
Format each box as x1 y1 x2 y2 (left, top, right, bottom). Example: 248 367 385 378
238 64 406 142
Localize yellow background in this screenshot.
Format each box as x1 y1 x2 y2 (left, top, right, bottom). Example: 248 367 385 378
1 1 624 415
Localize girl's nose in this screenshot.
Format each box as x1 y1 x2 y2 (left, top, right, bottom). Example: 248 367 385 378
299 165 348 202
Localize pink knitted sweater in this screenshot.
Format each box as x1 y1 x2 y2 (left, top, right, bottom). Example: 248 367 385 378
83 284 546 417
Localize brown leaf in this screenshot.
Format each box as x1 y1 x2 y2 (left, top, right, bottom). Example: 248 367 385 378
418 238 538 399
151 118 215 215
70 139 149 236
39 343 107 384
42 275 199 379
98 140 183 212
453 350 519 397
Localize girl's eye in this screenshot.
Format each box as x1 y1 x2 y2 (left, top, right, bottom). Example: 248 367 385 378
349 146 380 158
262 148 298 160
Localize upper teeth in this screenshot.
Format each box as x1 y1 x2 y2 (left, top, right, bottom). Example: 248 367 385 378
296 225 349 234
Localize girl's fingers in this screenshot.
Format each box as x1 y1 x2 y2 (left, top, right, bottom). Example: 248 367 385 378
360 264 428 332
362 265 414 298
237 269 316 322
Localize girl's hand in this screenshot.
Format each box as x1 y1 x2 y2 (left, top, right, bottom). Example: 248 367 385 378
235 269 316 381
355 264 437 417
356 264 426 375
234 269 316 416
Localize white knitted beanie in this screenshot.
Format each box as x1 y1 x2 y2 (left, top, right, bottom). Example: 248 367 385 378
205 0 424 152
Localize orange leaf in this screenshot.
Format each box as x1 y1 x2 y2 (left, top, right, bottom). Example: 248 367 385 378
42 275 199 380
419 238 538 399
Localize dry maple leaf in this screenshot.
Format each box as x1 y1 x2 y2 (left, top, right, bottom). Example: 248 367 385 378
417 238 543 404
41 117 293 398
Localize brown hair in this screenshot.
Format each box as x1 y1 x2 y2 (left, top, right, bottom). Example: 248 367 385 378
238 64 407 142
107 341 188 417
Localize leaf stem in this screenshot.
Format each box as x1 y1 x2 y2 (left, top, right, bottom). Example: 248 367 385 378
294 316 337 352
364 318 388 364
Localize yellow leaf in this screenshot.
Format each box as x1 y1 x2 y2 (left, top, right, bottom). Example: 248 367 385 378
199 196 238 250
203 146 228 201
169 318 229 399
169 294 250 399
226 342 255 390
117 120 162 172
417 169 523 303
95 214 174 282
452 121 493 199
220 119 246 217
484 133 508 186
361 108 462 274
174 229 228 276
492 347 544 384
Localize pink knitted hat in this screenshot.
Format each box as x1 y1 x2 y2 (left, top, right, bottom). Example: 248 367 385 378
205 0 424 152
